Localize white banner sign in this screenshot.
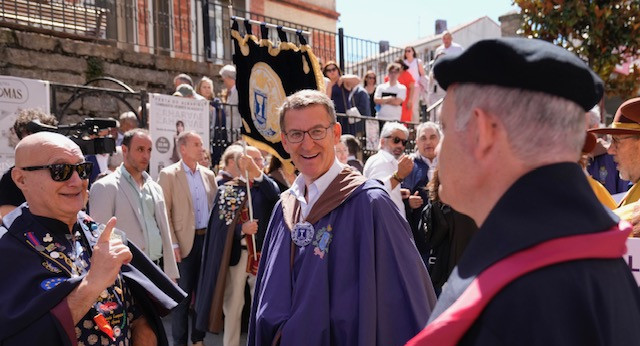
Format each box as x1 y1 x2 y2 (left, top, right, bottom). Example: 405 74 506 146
148 93 209 179
624 237 640 286
0 76 50 172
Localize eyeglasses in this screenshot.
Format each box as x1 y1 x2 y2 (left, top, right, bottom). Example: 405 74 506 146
20 162 93 182
324 67 338 73
386 136 408 146
284 124 335 143
610 135 640 147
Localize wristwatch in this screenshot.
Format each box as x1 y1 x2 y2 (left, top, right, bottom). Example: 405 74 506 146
392 171 404 183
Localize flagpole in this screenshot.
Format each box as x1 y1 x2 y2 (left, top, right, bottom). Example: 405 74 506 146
242 143 258 261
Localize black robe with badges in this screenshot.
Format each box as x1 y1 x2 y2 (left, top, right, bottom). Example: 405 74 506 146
0 205 186 345
430 163 640 345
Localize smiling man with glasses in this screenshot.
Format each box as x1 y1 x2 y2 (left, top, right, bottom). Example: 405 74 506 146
248 89 436 346
1 132 185 345
590 97 640 207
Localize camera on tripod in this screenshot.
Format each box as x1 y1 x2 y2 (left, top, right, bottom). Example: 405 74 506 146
27 118 118 155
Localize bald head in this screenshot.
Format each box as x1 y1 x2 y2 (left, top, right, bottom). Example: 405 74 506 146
13 132 87 228
15 132 82 167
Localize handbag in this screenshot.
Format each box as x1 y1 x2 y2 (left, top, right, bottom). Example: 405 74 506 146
341 87 361 123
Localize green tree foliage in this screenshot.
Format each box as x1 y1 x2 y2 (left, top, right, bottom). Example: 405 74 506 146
514 0 640 98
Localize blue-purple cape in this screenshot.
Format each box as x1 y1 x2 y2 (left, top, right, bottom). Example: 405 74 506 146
0 205 186 345
248 179 437 346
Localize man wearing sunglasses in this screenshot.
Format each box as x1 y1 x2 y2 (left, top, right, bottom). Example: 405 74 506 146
248 90 436 346
363 121 414 217
0 132 185 345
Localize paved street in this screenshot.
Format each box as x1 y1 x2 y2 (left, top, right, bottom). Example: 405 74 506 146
161 313 248 346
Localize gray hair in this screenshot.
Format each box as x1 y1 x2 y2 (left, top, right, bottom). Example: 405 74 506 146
108 146 124 170
415 121 441 139
177 130 201 147
220 144 243 168
118 111 138 126
380 122 409 139
173 73 193 86
452 84 585 163
587 105 601 128
379 122 409 149
220 65 237 80
278 89 337 132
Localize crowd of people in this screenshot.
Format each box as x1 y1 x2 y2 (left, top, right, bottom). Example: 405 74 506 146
2 35 640 346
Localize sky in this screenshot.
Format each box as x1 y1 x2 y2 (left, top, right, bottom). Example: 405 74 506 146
336 0 519 47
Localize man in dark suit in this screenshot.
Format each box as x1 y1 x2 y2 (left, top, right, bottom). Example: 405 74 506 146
402 121 440 262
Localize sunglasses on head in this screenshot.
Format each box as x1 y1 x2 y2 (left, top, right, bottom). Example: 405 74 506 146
387 136 408 146
21 162 93 182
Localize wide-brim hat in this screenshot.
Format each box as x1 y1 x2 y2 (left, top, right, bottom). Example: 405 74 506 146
582 132 597 154
590 97 640 135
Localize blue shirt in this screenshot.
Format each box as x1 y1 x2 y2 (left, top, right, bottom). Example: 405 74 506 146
182 161 209 229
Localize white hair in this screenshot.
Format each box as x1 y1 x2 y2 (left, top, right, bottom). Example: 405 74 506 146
415 121 441 139
220 65 237 80
452 84 585 163
379 122 409 150
587 106 601 128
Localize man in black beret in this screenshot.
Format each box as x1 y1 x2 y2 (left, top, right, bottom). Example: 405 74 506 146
407 37 640 345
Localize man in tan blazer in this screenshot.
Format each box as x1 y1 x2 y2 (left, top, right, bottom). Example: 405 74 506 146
90 129 179 280
158 130 217 346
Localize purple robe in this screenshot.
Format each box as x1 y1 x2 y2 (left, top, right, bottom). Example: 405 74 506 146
248 179 437 346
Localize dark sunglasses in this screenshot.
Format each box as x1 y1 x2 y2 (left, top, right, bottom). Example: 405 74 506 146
324 67 338 73
366 76 376 79
387 136 408 146
21 162 93 182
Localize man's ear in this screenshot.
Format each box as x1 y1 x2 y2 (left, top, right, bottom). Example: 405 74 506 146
11 167 26 190
332 122 342 144
471 108 500 161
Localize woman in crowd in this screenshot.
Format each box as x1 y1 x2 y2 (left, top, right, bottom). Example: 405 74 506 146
363 70 378 117
323 61 360 133
395 59 415 123
403 46 426 122
196 76 215 101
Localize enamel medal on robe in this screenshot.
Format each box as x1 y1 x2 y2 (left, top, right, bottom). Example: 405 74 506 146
291 221 314 247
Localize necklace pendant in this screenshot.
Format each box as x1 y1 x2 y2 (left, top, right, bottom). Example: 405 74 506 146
291 221 315 247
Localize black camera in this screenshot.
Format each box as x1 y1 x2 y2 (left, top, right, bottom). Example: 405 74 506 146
27 118 117 155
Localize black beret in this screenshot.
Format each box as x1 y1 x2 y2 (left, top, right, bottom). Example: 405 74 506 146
433 37 604 111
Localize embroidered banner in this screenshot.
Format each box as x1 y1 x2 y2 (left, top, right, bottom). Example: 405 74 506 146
231 19 324 168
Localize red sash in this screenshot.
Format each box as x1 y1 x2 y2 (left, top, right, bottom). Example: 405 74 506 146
406 222 631 346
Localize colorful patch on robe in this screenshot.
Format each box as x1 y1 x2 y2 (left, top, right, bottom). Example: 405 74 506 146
312 225 333 259
40 277 66 290
218 185 247 225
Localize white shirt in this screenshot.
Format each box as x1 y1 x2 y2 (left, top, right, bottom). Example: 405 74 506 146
420 155 438 181
374 82 406 121
289 159 344 220
363 149 405 217
435 42 464 56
